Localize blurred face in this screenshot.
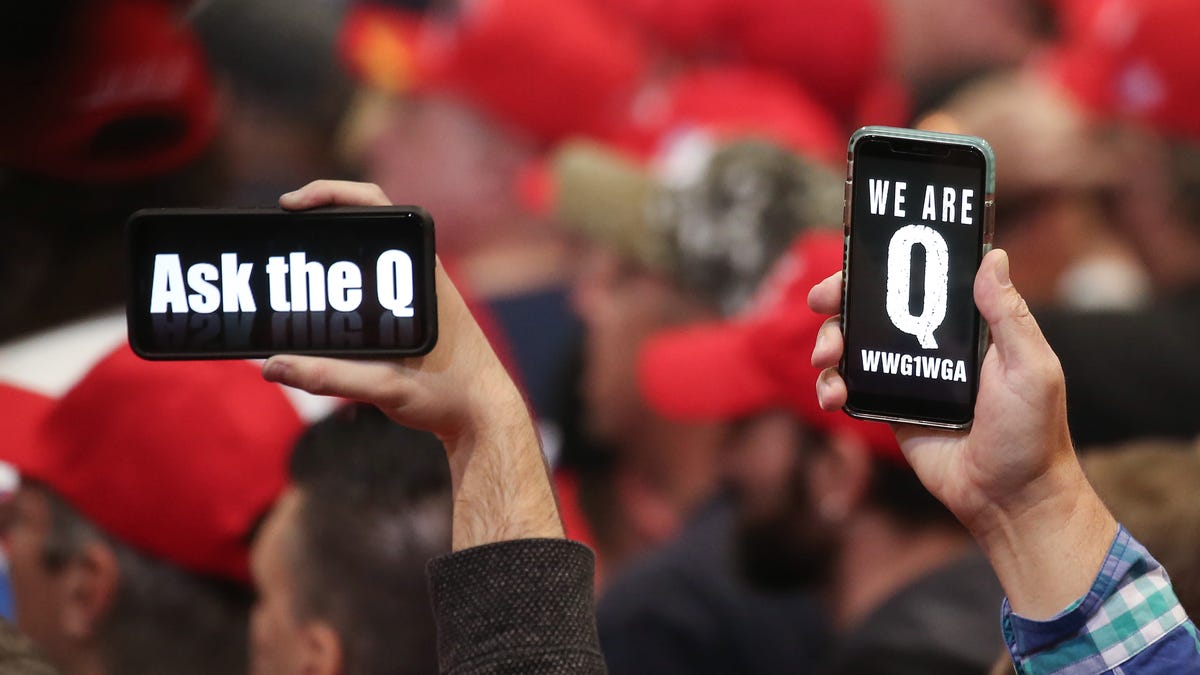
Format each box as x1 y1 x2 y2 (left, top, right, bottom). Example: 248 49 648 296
2 487 63 652
365 95 532 255
884 0 1042 83
736 437 839 591
249 488 318 675
570 245 709 443
723 411 804 521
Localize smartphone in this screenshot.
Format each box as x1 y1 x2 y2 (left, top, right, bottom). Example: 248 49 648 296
839 127 995 429
126 207 438 360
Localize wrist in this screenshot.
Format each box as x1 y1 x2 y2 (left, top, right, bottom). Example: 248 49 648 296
971 458 1118 619
439 370 563 551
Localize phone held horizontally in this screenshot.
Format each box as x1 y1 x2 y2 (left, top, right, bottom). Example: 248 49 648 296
839 126 995 429
126 206 438 360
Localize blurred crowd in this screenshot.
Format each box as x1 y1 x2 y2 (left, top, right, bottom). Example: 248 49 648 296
1 0 1199 674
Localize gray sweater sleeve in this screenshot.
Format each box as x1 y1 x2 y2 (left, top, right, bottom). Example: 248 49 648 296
427 538 607 675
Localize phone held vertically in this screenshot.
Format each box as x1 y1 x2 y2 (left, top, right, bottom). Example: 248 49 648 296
126 207 438 360
840 127 995 429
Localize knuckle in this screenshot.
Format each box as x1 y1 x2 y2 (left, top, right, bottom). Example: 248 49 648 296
305 364 332 396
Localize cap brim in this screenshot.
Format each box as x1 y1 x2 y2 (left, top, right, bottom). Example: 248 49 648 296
0 384 54 477
551 140 663 268
638 320 782 422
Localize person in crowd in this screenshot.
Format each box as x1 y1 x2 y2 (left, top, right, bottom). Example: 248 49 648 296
267 179 1199 674
266 179 597 674
633 232 1003 674
191 0 355 205
556 140 842 670
250 403 451 675
552 72 845 569
920 68 1149 310
337 0 648 424
1014 0 1200 447
0 348 304 675
0 0 226 344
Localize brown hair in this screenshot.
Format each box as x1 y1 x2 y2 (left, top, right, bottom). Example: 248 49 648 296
1082 439 1200 618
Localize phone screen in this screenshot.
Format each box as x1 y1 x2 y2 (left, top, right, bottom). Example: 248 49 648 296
841 132 991 427
127 207 437 359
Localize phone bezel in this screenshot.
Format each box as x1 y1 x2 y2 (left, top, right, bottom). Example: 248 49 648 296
125 206 439 360
839 127 995 430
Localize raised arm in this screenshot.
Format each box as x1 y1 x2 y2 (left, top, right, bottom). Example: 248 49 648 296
264 181 603 675
810 249 1199 674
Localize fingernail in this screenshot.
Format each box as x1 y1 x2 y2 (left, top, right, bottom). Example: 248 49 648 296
994 249 1012 288
263 358 290 382
280 191 298 202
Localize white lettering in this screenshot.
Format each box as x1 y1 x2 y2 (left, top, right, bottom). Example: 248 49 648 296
922 185 937 221
327 261 363 312
376 250 415 318
861 349 881 372
220 253 256 312
941 187 957 223
869 179 890 216
886 225 949 349
186 263 220 313
149 254 188 313
894 181 907 217
266 256 291 311
288 252 326 312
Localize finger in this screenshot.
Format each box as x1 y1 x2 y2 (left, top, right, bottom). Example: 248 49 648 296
811 315 843 370
807 271 843 316
263 355 410 405
279 180 392 210
973 249 1047 369
816 367 848 411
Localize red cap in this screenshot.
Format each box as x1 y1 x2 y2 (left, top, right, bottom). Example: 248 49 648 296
638 231 902 461
1045 0 1200 140
0 345 303 584
340 0 648 145
592 0 888 120
0 0 218 182
619 65 846 165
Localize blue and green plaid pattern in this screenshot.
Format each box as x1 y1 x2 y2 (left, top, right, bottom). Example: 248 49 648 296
1002 526 1200 675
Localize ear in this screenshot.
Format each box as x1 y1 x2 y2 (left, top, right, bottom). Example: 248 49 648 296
58 541 120 640
807 432 873 524
299 621 344 675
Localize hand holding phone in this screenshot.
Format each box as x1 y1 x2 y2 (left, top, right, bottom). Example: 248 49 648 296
839 127 995 428
126 202 437 359
261 180 564 550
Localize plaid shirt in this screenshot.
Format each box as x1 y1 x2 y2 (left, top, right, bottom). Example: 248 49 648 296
1002 526 1200 674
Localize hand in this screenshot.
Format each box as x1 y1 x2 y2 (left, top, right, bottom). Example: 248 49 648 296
264 180 563 549
809 248 1116 619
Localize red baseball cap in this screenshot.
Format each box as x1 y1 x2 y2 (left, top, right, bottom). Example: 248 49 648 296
638 231 902 461
0 0 218 182
0 345 303 584
590 0 888 121
518 64 846 214
1045 0 1200 140
340 0 648 145
618 65 846 166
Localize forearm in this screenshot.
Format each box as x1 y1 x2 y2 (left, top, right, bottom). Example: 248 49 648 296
444 375 564 551
972 457 1118 620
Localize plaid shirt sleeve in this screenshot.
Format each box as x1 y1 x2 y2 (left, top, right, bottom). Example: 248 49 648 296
1001 526 1200 675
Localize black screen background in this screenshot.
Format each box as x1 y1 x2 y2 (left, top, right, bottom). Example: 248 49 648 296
127 208 435 358
843 139 987 424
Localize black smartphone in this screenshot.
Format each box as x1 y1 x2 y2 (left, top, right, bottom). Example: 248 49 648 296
840 127 995 429
126 207 438 360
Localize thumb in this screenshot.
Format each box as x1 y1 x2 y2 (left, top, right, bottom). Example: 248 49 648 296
974 249 1045 368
